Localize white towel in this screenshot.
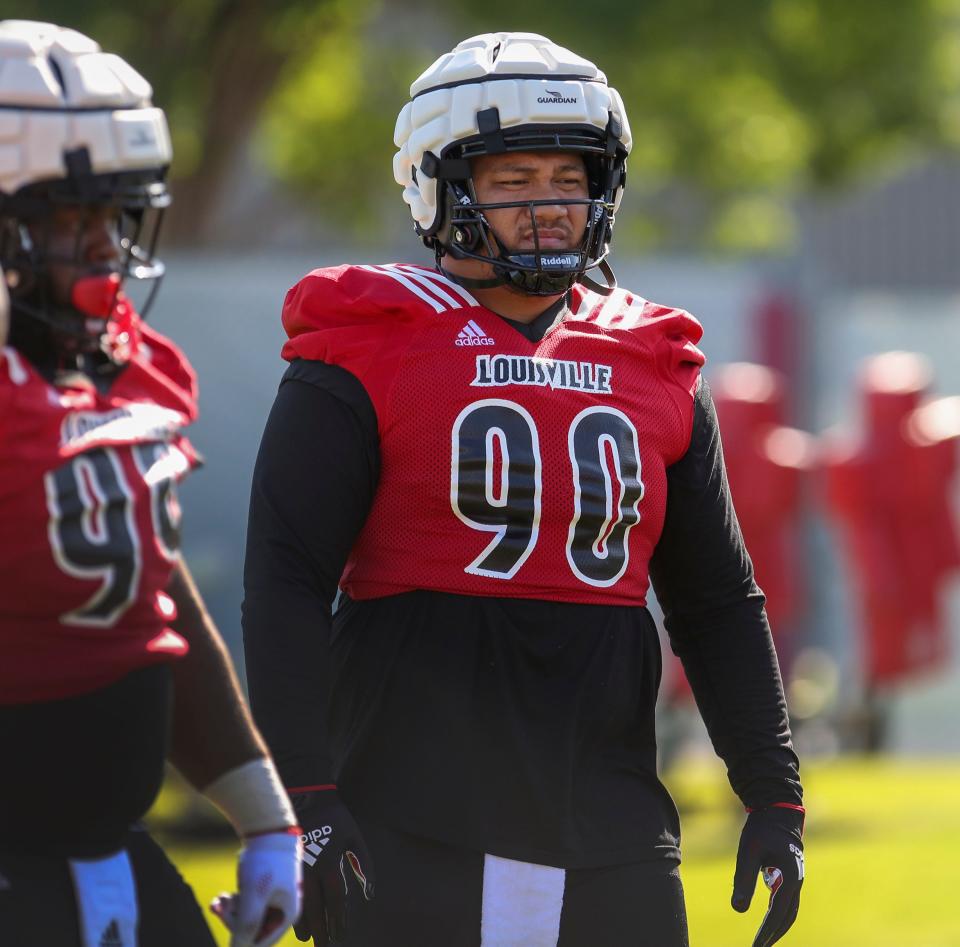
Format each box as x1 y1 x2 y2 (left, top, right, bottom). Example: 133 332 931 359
481 854 565 946
69 849 138 947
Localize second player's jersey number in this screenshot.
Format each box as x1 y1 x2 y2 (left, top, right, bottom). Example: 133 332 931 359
44 443 185 627
451 399 644 587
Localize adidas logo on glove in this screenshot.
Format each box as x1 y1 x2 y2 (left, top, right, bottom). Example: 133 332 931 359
300 825 333 867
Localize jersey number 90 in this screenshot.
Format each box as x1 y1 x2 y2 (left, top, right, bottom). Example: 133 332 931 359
451 399 644 587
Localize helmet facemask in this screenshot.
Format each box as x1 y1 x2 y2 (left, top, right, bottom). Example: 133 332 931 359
1 154 169 369
427 119 626 296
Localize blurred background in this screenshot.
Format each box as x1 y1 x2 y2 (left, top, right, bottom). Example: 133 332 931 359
15 0 960 943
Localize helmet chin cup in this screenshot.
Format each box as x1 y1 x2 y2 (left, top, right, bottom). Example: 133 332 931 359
71 273 122 318
503 270 575 295
500 251 585 296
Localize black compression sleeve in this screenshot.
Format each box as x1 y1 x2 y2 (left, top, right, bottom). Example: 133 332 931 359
649 378 802 809
242 359 380 788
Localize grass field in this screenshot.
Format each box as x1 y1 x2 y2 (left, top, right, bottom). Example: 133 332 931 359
155 756 960 946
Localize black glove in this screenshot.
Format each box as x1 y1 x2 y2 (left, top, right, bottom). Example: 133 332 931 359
291 788 375 946
731 805 805 947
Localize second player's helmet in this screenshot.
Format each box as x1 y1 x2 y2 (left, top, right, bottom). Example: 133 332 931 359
0 20 172 366
393 32 632 296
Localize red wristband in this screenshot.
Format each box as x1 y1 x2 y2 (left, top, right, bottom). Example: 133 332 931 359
286 783 337 794
745 803 805 814
244 824 303 839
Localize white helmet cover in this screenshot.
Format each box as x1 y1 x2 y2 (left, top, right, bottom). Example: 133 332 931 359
0 20 171 195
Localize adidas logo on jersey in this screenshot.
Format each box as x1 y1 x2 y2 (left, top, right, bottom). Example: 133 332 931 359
456 320 494 346
99 919 123 947
300 825 333 867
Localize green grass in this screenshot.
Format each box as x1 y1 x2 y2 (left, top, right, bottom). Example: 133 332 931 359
670 756 960 946
155 757 960 946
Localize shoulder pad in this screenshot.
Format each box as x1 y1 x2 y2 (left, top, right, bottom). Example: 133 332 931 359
133 321 198 420
573 286 703 344
282 263 480 357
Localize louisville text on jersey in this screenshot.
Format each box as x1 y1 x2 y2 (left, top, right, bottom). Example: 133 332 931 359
471 354 613 394
60 403 185 451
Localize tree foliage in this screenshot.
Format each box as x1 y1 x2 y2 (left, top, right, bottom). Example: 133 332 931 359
262 0 959 252
15 0 960 251
12 0 372 243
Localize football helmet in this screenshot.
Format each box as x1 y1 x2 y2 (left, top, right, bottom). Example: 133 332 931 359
0 20 172 367
393 32 632 295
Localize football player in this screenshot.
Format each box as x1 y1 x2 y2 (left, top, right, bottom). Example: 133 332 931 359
243 31 805 947
0 21 300 947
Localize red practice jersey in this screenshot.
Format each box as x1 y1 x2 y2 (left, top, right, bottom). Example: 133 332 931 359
282 264 704 606
0 319 199 704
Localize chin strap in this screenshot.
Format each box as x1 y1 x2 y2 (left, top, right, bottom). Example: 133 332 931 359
438 252 618 298
577 259 617 296
438 249 579 295
436 263 507 291
11 273 138 368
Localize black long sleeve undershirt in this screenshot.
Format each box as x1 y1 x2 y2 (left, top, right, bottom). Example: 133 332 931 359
243 360 801 810
242 360 380 787
649 380 802 808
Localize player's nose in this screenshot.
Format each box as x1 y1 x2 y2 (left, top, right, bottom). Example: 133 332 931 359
530 193 571 225
83 217 120 265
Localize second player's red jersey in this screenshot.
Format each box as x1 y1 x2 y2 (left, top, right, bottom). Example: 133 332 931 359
282 264 704 606
0 317 200 704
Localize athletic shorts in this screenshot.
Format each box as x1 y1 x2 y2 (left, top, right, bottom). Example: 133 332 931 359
0 825 215 947
345 818 689 947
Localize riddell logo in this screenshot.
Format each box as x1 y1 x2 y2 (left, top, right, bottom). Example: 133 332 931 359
541 253 579 267
456 320 495 346
537 87 577 104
